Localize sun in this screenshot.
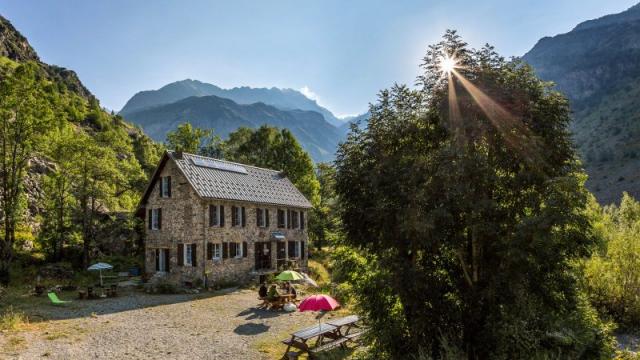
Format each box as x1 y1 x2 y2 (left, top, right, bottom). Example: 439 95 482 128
439 54 458 74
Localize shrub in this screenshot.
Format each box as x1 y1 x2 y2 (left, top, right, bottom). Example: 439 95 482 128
0 306 28 332
583 193 640 327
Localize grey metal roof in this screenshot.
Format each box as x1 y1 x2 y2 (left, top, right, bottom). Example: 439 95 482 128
169 151 312 208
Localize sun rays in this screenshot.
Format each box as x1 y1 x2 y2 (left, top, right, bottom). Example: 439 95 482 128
441 57 540 163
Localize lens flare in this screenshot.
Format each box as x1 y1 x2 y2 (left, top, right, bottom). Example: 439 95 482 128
439 54 458 74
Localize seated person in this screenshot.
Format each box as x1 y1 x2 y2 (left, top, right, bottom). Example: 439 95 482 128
267 285 280 300
258 283 268 298
288 284 297 299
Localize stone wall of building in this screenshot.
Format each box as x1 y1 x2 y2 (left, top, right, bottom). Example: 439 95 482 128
144 157 309 287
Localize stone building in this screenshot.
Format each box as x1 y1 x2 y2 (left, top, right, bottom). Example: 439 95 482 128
137 151 312 286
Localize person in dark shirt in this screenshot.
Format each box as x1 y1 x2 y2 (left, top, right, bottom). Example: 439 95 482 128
267 285 279 300
258 283 268 298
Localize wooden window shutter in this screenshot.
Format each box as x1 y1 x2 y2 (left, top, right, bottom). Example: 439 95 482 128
177 244 184 266
155 249 160 271
256 208 261 227
241 207 246 227
148 209 152 230
288 241 295 257
158 208 162 229
300 212 305 229
231 206 237 226
223 242 228 259
164 249 170 272
243 242 248 258
192 244 197 267
265 209 270 227
287 210 292 229
167 176 171 197
209 205 216 227
220 206 225 227
207 242 213 259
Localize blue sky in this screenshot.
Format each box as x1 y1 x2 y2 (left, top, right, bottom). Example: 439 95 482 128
1 0 637 117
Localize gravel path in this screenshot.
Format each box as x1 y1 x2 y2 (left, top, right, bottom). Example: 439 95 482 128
0 288 320 359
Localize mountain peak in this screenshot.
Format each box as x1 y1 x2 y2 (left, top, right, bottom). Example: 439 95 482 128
0 15 39 62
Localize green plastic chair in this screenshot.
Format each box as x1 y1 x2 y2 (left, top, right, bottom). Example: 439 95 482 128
48 292 71 305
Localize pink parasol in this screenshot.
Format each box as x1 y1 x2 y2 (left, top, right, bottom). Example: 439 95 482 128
299 294 340 328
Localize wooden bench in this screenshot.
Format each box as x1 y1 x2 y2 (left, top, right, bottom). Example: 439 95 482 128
309 337 350 354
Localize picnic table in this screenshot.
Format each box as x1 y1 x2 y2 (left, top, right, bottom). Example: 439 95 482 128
282 323 340 358
281 315 364 358
263 293 296 310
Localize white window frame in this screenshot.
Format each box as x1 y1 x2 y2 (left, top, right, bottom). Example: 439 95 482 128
151 209 160 230
234 242 243 258
258 208 268 228
161 177 170 198
212 243 222 261
185 244 193 266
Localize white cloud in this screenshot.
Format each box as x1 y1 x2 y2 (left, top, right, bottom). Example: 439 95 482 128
299 86 320 103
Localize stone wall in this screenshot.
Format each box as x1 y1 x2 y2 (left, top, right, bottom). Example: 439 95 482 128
144 158 309 287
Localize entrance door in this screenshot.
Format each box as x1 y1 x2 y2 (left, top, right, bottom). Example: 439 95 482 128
157 249 169 272
254 242 271 270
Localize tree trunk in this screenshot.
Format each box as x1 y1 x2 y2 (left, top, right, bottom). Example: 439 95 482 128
0 217 14 285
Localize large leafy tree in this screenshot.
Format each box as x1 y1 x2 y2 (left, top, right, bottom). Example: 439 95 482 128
335 31 609 358
224 125 320 206
0 63 55 284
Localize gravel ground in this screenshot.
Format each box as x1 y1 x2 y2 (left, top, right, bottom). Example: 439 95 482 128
0 288 321 359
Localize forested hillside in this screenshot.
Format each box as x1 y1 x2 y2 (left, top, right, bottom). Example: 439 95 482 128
523 3 640 204
0 15 162 282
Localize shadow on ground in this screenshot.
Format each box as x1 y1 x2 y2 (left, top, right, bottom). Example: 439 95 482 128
237 307 283 320
233 322 270 335
1 286 248 322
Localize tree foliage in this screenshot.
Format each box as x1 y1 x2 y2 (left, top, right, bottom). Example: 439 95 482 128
0 62 55 284
334 31 611 358
583 192 640 327
224 125 320 206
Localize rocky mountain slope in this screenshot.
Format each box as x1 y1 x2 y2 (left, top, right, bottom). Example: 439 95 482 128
523 3 640 204
120 79 345 127
123 94 342 163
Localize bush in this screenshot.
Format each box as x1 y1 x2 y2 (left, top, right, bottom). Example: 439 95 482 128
583 193 640 327
0 306 28 331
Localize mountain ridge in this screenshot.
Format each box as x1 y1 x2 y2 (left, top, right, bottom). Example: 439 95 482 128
123 93 342 163
120 79 346 127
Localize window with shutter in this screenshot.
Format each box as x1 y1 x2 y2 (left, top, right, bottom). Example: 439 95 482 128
158 208 162 229
231 206 237 226
256 208 263 227
288 241 296 258
209 205 219 227
220 206 225 227
207 243 213 259
223 242 229 259
241 207 246 227
148 209 152 230
164 249 170 272
301 241 305 259
266 209 270 227
243 242 248 258
229 242 237 258
300 212 305 229
278 209 285 228
192 244 197 267
167 176 171 197
177 244 184 266
212 243 221 260
155 249 160 271
287 210 291 229
185 244 192 266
